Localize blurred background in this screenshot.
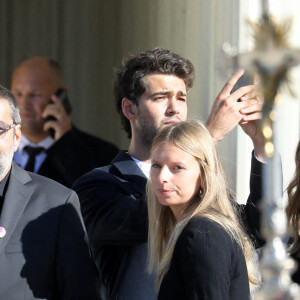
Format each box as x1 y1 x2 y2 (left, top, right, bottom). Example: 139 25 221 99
0 0 299 202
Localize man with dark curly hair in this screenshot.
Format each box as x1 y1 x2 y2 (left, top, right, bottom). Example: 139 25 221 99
74 47 265 300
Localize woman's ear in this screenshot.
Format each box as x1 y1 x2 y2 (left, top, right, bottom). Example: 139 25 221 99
121 98 137 121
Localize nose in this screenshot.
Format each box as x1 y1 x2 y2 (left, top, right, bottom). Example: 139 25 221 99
17 95 32 109
157 166 171 183
166 97 179 116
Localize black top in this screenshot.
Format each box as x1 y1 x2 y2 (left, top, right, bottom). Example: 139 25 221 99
74 151 262 300
0 168 10 196
0 168 11 215
290 249 300 284
158 218 250 300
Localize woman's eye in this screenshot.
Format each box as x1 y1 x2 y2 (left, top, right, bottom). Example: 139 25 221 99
151 163 161 169
174 165 184 170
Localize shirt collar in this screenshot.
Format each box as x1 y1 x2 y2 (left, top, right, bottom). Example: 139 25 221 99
19 135 54 152
130 155 151 179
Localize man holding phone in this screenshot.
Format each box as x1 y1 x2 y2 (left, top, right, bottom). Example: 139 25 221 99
11 57 118 187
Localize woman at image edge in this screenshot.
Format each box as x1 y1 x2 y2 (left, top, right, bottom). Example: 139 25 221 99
147 120 259 300
286 141 300 284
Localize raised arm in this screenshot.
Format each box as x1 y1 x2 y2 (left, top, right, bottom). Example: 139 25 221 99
206 70 263 150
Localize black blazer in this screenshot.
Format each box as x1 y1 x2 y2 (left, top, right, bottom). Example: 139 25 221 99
74 150 262 300
0 163 101 300
74 150 156 300
158 217 250 300
20 127 118 188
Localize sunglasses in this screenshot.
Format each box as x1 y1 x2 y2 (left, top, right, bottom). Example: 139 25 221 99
0 121 18 136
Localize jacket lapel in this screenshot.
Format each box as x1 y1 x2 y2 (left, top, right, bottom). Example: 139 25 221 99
112 151 147 195
0 163 33 256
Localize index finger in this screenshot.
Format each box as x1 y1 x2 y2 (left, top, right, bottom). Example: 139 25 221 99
220 69 245 96
50 94 65 108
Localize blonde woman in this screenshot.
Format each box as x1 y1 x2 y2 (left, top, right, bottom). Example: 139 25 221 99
147 120 258 300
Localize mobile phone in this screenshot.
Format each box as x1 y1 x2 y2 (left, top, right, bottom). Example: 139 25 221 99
230 73 253 97
53 88 72 115
45 88 72 137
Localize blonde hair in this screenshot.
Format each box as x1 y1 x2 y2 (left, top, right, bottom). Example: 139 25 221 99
286 141 300 254
147 120 258 289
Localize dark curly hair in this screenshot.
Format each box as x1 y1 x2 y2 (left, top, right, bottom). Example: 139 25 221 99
114 47 195 138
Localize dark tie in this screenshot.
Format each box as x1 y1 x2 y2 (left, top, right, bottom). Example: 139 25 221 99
24 146 44 172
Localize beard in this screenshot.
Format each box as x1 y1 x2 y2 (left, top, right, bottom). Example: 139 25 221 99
137 110 182 150
0 140 14 179
139 121 159 150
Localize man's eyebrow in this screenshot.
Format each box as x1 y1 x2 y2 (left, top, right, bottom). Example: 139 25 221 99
177 91 187 97
149 91 187 97
150 91 171 97
12 89 41 93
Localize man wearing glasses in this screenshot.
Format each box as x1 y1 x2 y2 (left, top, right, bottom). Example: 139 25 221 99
0 85 101 299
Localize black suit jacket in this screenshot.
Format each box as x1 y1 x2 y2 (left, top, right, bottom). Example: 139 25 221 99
0 163 101 300
158 218 249 300
74 150 263 300
17 127 118 188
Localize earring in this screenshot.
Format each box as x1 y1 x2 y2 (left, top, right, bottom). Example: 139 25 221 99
199 188 203 195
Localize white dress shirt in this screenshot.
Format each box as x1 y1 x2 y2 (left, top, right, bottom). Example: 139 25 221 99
130 155 151 179
14 135 54 173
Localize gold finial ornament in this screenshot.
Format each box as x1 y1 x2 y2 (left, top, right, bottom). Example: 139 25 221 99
245 14 299 158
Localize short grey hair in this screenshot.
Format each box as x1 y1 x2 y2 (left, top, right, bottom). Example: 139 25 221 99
0 84 21 124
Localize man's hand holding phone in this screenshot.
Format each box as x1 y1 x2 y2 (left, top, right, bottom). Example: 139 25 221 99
42 92 72 141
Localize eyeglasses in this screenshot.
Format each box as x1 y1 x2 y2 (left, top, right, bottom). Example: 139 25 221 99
0 121 18 136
